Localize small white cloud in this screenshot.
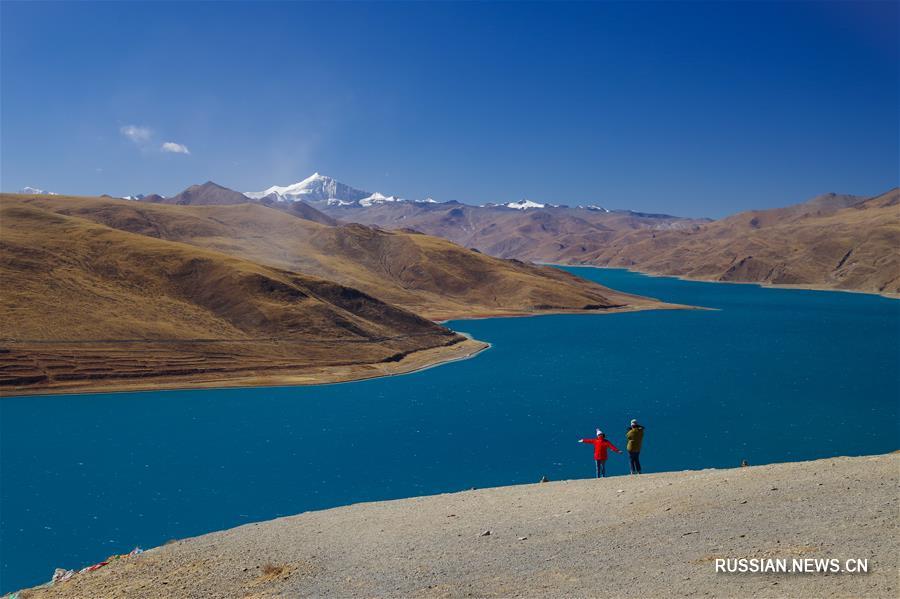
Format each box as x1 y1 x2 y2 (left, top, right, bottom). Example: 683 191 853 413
161 141 190 155
120 125 152 143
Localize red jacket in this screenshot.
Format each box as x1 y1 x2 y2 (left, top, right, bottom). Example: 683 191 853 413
581 437 620 460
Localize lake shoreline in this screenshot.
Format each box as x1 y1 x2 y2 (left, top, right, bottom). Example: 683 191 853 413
18 453 898 598
547 264 900 299
435 298 698 324
0 338 490 399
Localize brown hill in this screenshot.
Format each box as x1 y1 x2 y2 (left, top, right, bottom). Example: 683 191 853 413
260 196 338 225
713 192 865 230
578 189 900 295
144 181 251 206
0 198 477 395
16 194 664 320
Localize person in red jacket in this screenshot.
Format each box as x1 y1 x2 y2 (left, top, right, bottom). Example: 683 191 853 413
578 429 622 478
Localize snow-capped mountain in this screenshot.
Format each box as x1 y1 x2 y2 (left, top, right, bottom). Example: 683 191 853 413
19 186 57 195
121 194 146 201
357 193 438 207
503 199 557 210
247 173 440 208
247 173 614 214
245 173 370 204
359 192 403 207
326 198 358 207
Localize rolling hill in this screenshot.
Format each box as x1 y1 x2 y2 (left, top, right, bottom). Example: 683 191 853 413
20 192 662 320
144 181 252 206
570 189 900 295
0 199 477 394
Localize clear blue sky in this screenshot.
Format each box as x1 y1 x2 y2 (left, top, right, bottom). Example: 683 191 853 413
1 1 897 217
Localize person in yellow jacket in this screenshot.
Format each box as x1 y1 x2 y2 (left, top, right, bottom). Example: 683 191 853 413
625 419 645 474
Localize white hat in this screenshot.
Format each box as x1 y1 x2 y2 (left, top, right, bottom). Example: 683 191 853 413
630 419 638 425
596 428 603 435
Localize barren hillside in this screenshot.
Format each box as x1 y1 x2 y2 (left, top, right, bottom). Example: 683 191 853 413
15 194 664 319
0 200 476 395
580 189 900 295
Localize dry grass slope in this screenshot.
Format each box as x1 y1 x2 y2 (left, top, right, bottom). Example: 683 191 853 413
12 194 660 319
0 199 465 394
582 189 900 295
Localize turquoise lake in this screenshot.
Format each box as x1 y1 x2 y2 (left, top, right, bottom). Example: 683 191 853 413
1 267 898 592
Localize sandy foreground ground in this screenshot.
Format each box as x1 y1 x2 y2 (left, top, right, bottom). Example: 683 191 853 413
17 454 897 599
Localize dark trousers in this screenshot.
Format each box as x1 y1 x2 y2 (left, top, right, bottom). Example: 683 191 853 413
595 459 607 478
628 451 641 474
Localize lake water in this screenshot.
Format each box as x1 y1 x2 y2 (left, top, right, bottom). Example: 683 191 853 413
1 268 898 592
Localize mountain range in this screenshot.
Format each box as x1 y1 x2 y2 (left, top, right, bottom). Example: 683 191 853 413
123 174 900 294
117 173 613 213
346 188 899 295
213 174 897 295
241 174 597 211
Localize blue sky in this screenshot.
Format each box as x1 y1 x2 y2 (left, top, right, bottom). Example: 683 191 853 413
1 1 897 217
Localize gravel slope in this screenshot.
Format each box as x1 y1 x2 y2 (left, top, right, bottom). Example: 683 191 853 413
20 454 898 598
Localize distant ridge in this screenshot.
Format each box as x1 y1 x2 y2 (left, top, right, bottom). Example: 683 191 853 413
139 181 337 225
144 181 252 206
246 173 581 210
576 188 900 295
